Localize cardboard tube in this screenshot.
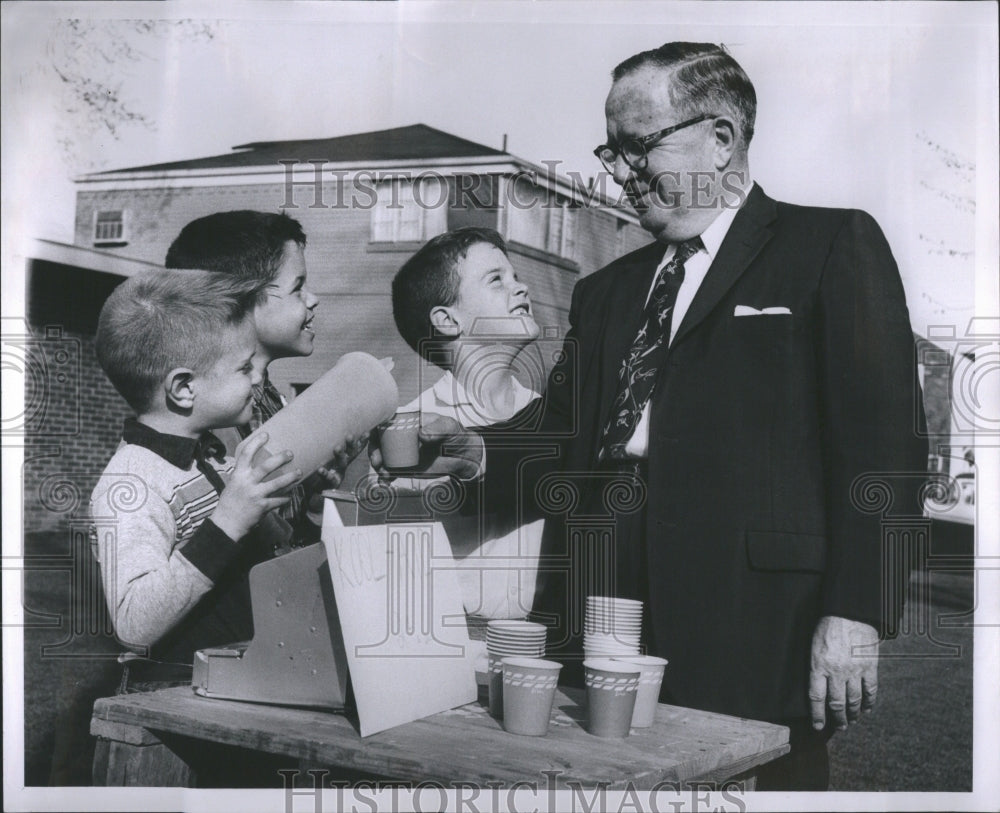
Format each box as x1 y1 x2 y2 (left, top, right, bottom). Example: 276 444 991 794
250 352 398 484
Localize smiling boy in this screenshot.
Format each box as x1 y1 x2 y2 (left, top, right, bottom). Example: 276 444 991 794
392 227 541 426
90 269 300 689
165 211 334 548
390 227 545 670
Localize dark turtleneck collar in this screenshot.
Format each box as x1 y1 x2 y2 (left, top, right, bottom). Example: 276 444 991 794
122 418 227 470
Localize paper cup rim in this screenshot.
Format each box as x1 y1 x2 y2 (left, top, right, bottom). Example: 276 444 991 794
583 658 644 674
501 656 563 671
586 596 644 605
611 655 669 667
487 620 546 630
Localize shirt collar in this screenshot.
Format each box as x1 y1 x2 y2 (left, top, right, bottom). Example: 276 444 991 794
431 371 468 407
250 369 274 402
121 417 226 469
698 186 746 258
660 178 754 266
430 370 537 425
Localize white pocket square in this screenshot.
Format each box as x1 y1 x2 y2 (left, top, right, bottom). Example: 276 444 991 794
734 305 792 316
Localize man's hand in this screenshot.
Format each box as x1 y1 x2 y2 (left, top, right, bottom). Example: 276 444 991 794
369 413 484 481
212 432 301 541
809 615 879 731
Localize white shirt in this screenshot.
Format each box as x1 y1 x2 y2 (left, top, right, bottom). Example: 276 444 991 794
400 371 544 623
623 185 750 458
409 370 538 428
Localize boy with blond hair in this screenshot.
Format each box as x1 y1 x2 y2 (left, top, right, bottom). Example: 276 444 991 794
90 269 300 689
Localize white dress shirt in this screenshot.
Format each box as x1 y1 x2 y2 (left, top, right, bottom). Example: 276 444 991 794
623 185 751 458
400 371 544 622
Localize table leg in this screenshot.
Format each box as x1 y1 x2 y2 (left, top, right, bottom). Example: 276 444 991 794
91 718 195 787
685 742 788 791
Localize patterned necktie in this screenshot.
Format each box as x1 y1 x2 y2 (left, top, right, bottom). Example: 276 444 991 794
600 237 703 461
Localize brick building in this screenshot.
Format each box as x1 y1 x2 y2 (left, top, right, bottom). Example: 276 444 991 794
19 241 164 534
72 124 650 400
23 124 649 534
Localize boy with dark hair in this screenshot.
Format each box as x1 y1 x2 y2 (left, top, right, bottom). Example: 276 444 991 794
166 210 355 549
390 227 544 670
392 227 508 362
90 269 301 689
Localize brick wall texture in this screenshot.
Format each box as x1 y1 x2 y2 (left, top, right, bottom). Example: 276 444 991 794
74 178 649 401
21 261 133 533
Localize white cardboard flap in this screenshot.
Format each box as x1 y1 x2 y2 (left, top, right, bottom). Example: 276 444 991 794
322 517 477 736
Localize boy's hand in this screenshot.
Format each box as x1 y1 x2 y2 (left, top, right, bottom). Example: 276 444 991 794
369 414 484 481
212 432 301 541
304 432 370 511
322 432 370 487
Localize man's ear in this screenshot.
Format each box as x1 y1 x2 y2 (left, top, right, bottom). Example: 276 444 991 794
712 115 738 169
429 306 462 337
165 367 196 410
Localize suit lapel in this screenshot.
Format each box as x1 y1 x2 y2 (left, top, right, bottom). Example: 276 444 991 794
671 185 778 348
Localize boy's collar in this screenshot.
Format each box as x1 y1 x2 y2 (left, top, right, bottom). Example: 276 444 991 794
431 371 469 407
122 418 226 469
432 370 536 407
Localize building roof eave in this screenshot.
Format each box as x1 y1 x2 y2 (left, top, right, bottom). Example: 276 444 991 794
75 155 638 222
25 239 163 279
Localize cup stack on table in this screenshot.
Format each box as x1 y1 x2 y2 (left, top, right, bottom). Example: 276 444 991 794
483 599 669 739
486 620 546 718
581 596 667 737
583 596 643 659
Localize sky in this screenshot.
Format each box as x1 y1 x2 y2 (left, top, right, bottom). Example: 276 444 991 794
2 0 997 336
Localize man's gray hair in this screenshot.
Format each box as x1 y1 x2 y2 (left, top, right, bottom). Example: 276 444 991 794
613 42 757 146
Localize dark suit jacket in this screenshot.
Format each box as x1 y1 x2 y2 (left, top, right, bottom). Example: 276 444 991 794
484 184 927 721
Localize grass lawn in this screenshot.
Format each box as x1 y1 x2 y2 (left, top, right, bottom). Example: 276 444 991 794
20 529 975 790
827 569 973 790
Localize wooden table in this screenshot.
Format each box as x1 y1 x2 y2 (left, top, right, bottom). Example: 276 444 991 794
91 686 789 789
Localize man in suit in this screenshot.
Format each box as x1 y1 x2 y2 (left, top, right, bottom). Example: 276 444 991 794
382 42 927 789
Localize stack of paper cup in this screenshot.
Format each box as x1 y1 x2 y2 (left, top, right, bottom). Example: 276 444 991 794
584 596 643 659
486 620 547 718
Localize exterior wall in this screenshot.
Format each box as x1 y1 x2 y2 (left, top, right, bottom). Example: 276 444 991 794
75 174 646 403
574 206 651 276
21 260 132 534
75 182 425 398
446 174 502 233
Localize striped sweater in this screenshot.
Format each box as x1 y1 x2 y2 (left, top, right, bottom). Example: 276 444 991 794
89 419 283 662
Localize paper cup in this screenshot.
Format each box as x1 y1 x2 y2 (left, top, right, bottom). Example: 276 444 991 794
501 657 562 736
612 655 668 728
488 655 505 718
584 659 642 738
379 411 421 469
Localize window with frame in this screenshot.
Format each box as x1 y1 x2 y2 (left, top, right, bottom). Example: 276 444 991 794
547 201 576 260
505 178 577 261
93 210 127 246
371 178 447 243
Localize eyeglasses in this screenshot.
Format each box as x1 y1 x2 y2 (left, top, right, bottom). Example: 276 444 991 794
593 113 716 173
